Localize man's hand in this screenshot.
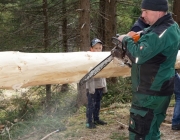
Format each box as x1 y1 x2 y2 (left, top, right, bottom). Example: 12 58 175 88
118 34 127 42
127 31 140 42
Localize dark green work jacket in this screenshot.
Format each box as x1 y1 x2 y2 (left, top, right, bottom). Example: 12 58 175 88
123 13 180 96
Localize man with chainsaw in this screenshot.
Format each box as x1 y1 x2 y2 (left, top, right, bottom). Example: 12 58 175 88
116 0 180 139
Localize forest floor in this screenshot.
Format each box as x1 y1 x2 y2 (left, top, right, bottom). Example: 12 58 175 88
1 89 180 140
37 104 180 140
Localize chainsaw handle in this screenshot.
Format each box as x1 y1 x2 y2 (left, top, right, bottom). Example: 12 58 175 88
111 37 125 51
111 37 126 59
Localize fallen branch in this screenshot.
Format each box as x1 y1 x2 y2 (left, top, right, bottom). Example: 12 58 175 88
100 106 118 111
5 127 11 140
116 120 128 128
40 129 60 140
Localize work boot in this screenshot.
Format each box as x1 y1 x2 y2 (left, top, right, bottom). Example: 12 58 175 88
172 124 180 130
86 122 96 129
94 120 107 125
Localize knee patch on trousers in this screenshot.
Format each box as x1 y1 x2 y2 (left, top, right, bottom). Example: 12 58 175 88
128 105 154 137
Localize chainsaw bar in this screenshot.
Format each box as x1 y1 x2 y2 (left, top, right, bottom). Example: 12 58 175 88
78 37 132 86
79 54 113 86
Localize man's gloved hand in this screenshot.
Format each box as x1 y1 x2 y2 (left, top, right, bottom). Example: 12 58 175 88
118 34 127 42
127 31 140 43
117 32 140 43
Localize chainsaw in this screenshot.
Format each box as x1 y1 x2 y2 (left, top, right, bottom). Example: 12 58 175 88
78 36 133 86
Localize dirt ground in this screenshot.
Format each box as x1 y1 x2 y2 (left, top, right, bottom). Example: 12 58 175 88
1 104 180 140
40 105 180 140
160 107 180 140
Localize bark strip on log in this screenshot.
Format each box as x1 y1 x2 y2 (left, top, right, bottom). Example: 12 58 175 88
1 51 180 90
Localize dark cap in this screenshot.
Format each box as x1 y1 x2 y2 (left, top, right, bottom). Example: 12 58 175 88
91 38 102 47
141 0 168 12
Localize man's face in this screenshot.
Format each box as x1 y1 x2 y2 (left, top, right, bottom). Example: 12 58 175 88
90 43 103 52
141 9 161 25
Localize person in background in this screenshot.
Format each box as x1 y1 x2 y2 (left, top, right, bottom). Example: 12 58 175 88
130 16 150 32
86 38 107 129
115 0 180 139
172 70 180 130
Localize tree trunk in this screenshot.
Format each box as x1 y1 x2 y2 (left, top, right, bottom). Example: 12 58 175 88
46 84 51 112
98 0 105 42
76 0 91 107
103 0 117 51
104 0 118 83
43 0 49 52
79 0 90 51
61 0 69 92
43 0 51 108
173 0 180 26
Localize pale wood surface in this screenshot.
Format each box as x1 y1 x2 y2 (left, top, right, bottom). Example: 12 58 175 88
0 51 130 89
175 51 180 69
1 51 180 90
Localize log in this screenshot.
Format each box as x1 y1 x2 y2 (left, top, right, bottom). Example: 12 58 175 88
1 51 180 90
0 51 130 89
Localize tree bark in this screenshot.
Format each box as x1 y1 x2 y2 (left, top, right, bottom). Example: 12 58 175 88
76 0 91 107
173 0 180 26
98 0 105 42
104 0 117 51
43 0 51 108
79 0 90 51
102 0 118 83
43 0 49 52
61 0 69 92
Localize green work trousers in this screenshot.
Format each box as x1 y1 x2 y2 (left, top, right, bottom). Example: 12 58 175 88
129 93 171 140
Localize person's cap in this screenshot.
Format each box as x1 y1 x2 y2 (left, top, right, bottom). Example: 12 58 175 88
91 38 102 47
141 0 168 12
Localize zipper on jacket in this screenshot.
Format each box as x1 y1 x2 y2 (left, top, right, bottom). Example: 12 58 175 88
136 65 140 91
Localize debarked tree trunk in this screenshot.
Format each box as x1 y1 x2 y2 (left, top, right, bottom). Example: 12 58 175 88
1 51 180 90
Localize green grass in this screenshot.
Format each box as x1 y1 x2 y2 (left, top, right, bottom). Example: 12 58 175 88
110 132 128 140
